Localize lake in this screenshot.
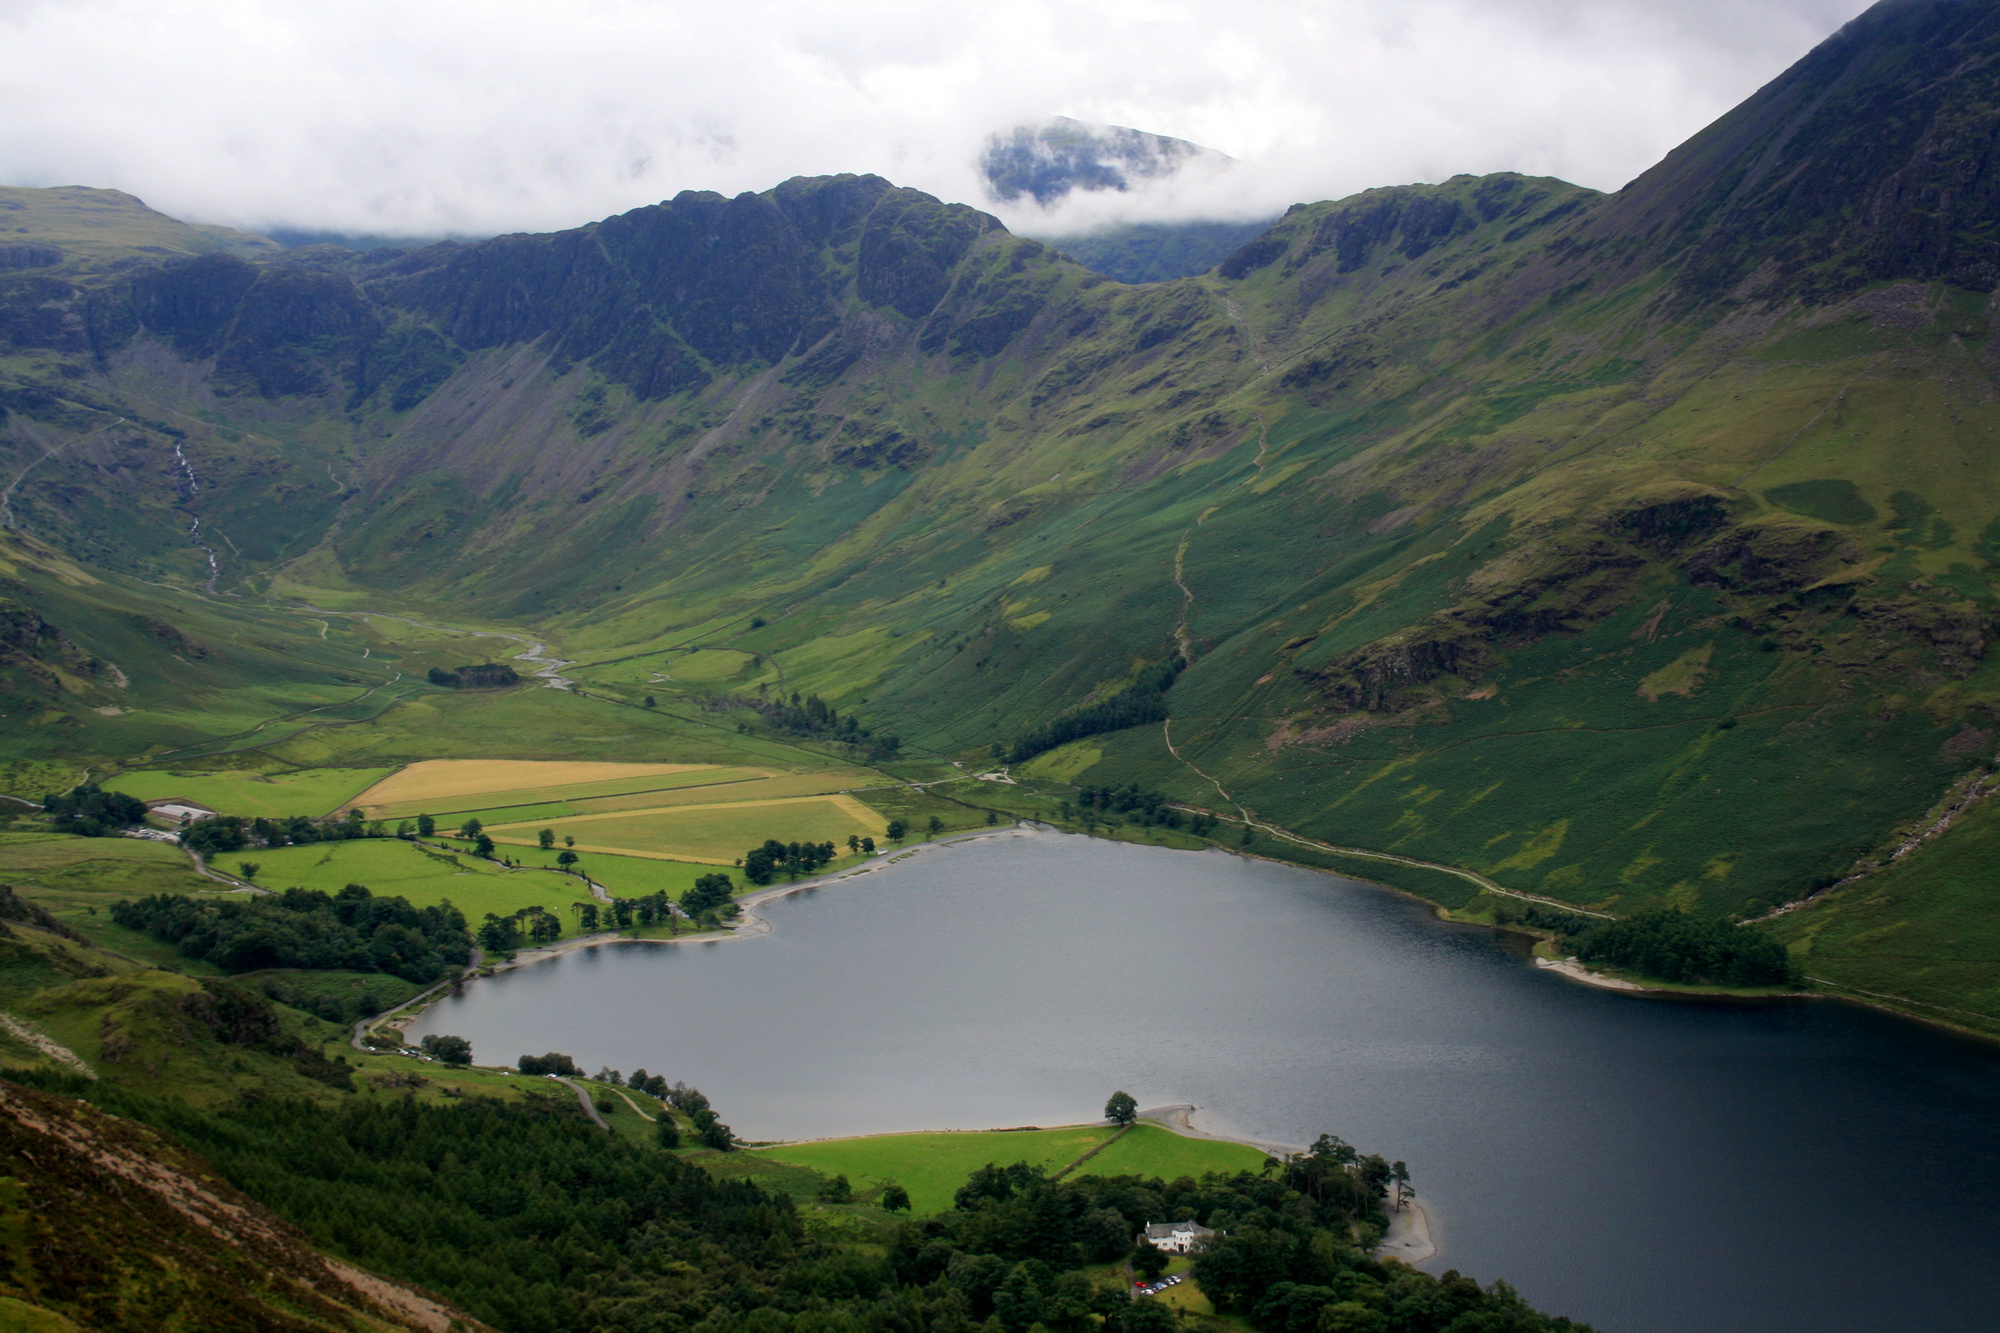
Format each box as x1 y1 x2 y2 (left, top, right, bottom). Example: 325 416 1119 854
408 827 2000 1333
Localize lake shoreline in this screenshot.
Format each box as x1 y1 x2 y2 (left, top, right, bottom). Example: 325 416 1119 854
372 824 1037 1043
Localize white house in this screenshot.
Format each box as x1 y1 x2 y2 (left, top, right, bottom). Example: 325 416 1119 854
1140 1221 1214 1254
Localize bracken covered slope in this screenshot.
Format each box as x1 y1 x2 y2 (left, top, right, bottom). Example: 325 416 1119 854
3 0 2000 1026
0 1078 479 1331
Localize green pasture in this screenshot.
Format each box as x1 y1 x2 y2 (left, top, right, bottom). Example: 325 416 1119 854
105 767 391 818
752 1122 1267 1215
441 841 719 902
854 783 1008 836
754 1126 1115 1214
0 831 211 899
1082 1124 1271 1180
436 801 576 827
491 795 883 864
241 838 595 920
570 770 873 814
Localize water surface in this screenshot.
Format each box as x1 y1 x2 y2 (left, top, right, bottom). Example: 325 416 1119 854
411 829 2000 1333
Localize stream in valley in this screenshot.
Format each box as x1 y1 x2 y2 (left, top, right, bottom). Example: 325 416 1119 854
408 829 2000 1333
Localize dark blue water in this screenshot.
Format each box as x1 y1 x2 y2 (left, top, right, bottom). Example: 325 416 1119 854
409 829 2000 1333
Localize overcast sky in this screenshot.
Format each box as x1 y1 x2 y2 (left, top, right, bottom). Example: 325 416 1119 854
0 0 1877 239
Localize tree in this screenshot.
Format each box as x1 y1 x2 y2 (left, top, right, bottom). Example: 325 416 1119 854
986 810 998 825
416 813 436 837
557 850 579 871
643 695 656 708
474 834 496 859
847 835 860 854
236 861 261 881
820 1173 853 1203
1391 1160 1412 1208
881 1181 911 1212
1105 1091 1138 1126
861 836 875 855
1118 1297 1176 1333
564 835 575 848
420 1033 473 1066
459 818 483 841
655 1115 681 1149
886 819 907 843
927 815 945 836
683 873 735 919
538 828 556 850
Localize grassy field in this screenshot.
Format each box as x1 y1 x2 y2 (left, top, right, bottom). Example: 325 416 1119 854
488 794 885 865
569 770 878 813
752 1122 1268 1215
103 767 392 818
436 839 721 902
0 831 212 896
1081 1124 1271 1180
239 838 597 920
351 759 725 816
754 1127 1117 1214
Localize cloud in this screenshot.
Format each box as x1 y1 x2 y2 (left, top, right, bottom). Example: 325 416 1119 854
0 0 1877 239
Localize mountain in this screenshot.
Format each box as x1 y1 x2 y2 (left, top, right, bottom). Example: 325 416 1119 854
980 117 1270 282
0 185 281 271
2 0 1999 1030
979 116 1230 207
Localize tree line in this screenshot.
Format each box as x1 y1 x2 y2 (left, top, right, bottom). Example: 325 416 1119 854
1006 657 1183 765
1064 784 1219 836
1490 902 1797 987
1567 910 1797 987
111 884 472 983
750 690 904 761
41 781 147 837
181 808 375 857
743 838 842 885
426 662 520 689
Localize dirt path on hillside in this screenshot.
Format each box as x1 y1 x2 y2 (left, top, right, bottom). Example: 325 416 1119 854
1180 808 1615 921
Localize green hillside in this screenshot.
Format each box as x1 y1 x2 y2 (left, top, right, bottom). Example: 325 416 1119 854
0 0 1997 1031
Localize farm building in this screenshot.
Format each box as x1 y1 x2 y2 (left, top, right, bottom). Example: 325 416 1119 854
1140 1221 1215 1253
147 800 214 824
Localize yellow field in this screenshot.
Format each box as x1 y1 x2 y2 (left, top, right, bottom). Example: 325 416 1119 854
370 768 782 820
569 770 879 814
351 760 742 816
488 795 885 865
